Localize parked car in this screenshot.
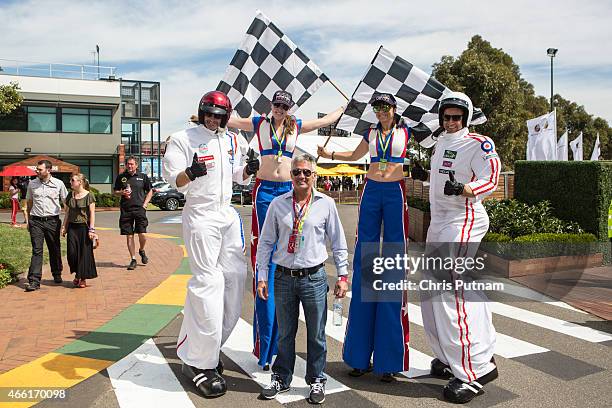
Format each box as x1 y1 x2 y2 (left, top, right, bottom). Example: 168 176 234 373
231 180 255 205
152 181 172 192
151 188 186 211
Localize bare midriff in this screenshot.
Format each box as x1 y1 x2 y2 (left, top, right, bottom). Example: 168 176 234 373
366 161 404 182
256 154 292 181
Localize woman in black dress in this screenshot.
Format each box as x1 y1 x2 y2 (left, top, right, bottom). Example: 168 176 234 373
61 173 98 288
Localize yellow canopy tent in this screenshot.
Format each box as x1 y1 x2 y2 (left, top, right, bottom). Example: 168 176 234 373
328 163 368 176
316 166 340 176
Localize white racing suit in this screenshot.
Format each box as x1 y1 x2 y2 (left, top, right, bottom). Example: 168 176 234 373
421 127 502 383
163 125 251 370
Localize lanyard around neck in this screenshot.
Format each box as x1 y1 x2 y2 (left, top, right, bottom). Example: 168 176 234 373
292 189 313 234
377 127 394 158
270 118 285 151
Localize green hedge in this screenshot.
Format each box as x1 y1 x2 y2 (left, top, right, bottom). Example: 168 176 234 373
480 232 600 259
406 196 431 212
0 192 11 209
0 260 17 289
514 161 612 240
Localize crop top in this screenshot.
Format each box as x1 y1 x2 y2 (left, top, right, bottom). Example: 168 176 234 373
362 122 411 163
252 116 303 158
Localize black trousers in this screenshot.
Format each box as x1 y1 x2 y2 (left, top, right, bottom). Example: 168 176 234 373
28 216 63 284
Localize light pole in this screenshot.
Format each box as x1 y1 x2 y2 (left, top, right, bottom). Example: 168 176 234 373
547 48 558 111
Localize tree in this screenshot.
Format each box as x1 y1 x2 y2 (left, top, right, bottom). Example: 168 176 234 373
431 35 610 167
0 82 23 114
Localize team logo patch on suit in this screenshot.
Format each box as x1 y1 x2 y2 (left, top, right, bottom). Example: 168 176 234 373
484 153 499 160
439 169 454 174
480 140 494 153
443 150 457 159
443 160 453 168
198 143 209 153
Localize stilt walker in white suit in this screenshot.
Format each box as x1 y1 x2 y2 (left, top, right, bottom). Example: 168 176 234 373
411 92 501 404
162 91 260 398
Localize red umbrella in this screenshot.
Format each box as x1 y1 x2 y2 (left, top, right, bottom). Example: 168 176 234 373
0 165 37 177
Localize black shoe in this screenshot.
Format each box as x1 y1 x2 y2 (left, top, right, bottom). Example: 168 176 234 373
263 364 270 371
380 373 396 383
216 358 224 375
443 367 499 404
139 249 148 265
260 375 290 399
25 283 40 292
348 364 373 377
308 379 326 404
53 276 63 284
431 358 453 379
182 363 227 398
127 259 137 270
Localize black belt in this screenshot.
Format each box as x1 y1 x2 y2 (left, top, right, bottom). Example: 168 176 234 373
277 263 324 278
30 215 59 221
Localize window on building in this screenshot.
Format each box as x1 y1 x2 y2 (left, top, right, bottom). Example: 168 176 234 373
27 106 57 132
62 108 89 133
89 109 112 133
62 108 112 134
0 106 27 131
69 158 113 184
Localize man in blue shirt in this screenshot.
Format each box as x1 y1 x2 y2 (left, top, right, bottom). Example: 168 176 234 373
256 154 349 404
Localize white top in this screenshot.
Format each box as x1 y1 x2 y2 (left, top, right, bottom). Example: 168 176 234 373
162 125 252 211
429 128 502 218
26 176 68 217
9 185 19 200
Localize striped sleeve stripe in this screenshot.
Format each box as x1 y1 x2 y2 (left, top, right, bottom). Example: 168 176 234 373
473 157 500 195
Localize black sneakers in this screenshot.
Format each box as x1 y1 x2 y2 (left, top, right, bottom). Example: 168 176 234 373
308 379 326 404
260 375 290 399
25 283 40 292
443 366 499 404
182 363 227 398
53 276 63 284
139 249 148 265
430 358 453 379
348 363 373 377
127 259 137 270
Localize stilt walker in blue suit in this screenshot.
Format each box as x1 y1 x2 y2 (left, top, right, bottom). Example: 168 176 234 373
318 93 411 381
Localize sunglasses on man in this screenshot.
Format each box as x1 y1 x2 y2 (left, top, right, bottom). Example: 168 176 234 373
204 112 224 120
443 114 463 122
291 168 313 177
372 104 393 113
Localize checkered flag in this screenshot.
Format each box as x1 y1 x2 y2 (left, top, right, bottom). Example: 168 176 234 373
336 46 486 148
217 10 328 118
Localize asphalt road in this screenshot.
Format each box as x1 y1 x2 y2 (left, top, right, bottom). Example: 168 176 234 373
4 206 611 408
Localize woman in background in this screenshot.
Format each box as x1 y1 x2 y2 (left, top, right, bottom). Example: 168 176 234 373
61 173 98 288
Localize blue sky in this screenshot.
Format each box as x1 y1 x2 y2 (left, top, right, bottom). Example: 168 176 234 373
1 0 610 138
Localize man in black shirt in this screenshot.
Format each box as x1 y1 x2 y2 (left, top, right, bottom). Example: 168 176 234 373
113 156 153 270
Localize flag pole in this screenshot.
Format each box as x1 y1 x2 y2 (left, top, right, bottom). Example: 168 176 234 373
316 79 350 163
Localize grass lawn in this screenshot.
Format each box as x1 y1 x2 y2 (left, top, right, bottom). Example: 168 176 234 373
0 223 67 280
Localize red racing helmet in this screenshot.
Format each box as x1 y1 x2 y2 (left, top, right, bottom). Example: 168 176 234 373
198 91 233 128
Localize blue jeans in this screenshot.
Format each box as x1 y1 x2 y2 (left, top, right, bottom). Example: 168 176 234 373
272 266 329 386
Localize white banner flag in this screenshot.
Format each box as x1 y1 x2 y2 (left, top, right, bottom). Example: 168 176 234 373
526 111 557 160
569 132 583 161
556 130 568 161
590 133 601 161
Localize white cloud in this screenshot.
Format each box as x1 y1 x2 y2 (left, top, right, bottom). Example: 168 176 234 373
1 0 610 134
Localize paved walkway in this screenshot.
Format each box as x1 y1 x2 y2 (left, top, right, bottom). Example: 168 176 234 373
513 265 612 320
0 229 184 374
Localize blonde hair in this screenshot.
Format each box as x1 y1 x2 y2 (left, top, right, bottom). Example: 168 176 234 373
281 115 296 139
71 173 90 191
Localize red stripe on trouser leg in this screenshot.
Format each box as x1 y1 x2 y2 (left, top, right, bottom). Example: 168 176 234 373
399 180 410 370
454 288 471 381
177 334 187 351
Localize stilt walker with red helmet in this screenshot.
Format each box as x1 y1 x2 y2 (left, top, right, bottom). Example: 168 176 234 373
162 91 260 398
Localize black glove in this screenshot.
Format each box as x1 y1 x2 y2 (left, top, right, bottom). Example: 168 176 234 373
411 162 429 181
245 148 260 176
444 172 464 196
185 152 207 181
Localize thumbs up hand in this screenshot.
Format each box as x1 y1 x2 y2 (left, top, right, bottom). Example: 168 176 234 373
245 148 260 176
444 171 464 196
185 152 207 181
411 161 428 181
